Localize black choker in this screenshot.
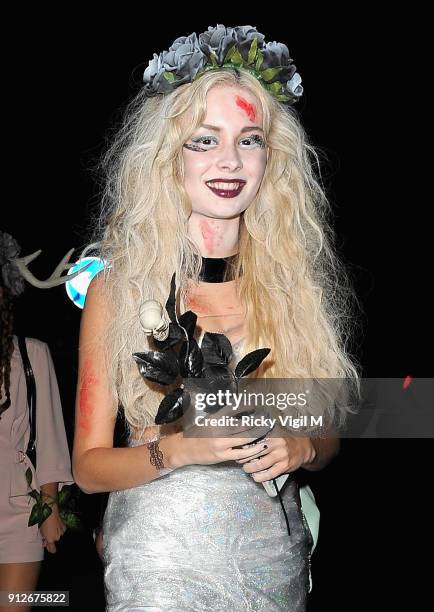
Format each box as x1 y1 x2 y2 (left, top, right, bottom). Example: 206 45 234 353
198 254 238 283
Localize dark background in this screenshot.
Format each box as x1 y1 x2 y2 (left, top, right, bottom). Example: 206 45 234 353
3 7 431 611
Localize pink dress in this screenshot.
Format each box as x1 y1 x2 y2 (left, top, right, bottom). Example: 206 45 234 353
0 336 73 563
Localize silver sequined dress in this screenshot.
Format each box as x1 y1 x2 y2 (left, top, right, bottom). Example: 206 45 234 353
102 280 312 611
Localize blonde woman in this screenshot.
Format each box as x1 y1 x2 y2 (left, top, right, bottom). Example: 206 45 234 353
72 25 361 611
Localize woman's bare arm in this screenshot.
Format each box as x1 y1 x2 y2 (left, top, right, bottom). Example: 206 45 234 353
72 276 185 494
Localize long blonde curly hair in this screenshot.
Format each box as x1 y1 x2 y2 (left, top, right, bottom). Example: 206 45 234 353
81 68 362 439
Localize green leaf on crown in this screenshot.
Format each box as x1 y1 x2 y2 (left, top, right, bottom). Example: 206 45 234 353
260 67 282 82
223 44 237 63
247 37 258 65
229 49 244 65
269 81 282 93
255 50 264 71
209 51 219 67
163 71 175 83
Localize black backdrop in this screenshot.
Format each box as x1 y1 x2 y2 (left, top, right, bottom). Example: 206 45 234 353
3 7 431 611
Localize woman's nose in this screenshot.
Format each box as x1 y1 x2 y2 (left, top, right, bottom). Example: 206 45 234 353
216 143 243 171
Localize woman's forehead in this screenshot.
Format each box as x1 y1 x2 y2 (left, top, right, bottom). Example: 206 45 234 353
179 85 264 132
187 87 264 129
206 86 261 115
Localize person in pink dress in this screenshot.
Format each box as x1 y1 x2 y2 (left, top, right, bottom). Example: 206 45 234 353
0 231 78 610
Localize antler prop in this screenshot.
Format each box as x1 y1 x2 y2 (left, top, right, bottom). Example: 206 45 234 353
11 248 92 289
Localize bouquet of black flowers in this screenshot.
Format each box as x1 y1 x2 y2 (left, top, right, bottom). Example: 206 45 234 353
133 273 270 425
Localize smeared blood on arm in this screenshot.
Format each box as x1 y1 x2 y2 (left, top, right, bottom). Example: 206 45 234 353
235 96 256 122
78 358 98 434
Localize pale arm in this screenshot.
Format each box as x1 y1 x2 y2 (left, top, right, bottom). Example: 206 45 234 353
72 276 185 494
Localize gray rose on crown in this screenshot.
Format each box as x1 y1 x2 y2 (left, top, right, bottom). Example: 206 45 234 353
261 41 303 100
199 24 266 65
233 25 266 62
143 32 207 95
285 72 303 98
199 24 238 65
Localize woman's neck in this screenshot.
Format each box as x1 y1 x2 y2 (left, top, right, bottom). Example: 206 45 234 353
187 214 240 259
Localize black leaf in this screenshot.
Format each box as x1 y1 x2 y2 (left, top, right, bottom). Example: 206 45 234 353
202 363 233 382
201 332 232 366
153 321 185 350
201 363 239 405
179 337 204 378
165 272 178 323
155 387 185 424
133 349 180 385
234 348 271 378
178 310 198 340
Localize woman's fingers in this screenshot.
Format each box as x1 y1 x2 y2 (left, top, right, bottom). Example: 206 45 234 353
228 435 261 448
242 452 275 474
230 441 270 461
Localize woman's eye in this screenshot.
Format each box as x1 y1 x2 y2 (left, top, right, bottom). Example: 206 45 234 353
240 135 266 148
191 136 217 146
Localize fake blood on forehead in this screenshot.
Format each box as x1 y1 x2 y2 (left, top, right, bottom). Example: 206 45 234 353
235 96 256 122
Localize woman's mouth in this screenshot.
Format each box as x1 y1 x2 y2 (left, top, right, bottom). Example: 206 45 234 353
205 181 246 198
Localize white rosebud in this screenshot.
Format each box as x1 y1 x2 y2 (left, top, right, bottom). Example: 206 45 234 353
139 300 164 334
139 299 170 341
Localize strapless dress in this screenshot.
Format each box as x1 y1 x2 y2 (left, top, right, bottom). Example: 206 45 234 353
102 338 313 611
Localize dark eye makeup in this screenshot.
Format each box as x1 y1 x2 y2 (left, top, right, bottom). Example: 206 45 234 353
183 133 266 152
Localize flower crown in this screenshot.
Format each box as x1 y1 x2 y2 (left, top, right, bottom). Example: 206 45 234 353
143 24 303 105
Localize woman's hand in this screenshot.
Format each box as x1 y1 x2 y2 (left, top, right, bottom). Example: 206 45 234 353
236 429 317 482
179 433 272 467
39 505 66 554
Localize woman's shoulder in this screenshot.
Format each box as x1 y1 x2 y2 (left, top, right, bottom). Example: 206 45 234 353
13 335 47 351
84 270 112 312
